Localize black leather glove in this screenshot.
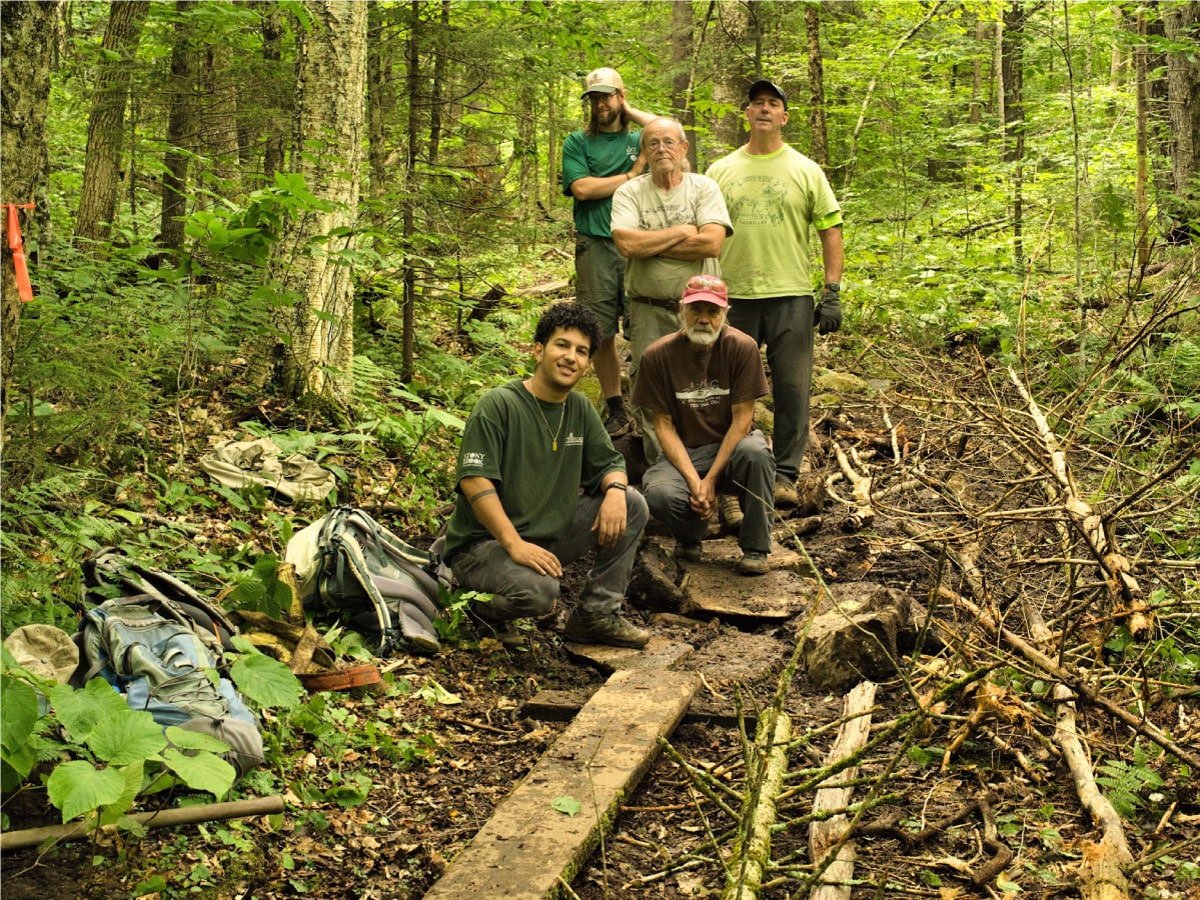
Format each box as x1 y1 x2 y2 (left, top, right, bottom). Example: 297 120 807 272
814 290 843 335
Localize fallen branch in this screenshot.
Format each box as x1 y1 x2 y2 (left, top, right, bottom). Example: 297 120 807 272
1053 683 1133 900
809 681 877 900
0 796 285 852
832 442 874 530
722 711 792 900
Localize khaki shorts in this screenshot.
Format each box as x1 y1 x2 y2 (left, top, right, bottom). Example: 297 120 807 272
574 234 625 342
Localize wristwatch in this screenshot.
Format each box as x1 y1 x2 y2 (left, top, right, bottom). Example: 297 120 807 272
824 282 841 292
604 482 628 493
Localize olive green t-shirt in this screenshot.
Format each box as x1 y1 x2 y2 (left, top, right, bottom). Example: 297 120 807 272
444 380 626 558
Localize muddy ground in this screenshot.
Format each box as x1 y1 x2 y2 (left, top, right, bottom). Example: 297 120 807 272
3 343 1199 899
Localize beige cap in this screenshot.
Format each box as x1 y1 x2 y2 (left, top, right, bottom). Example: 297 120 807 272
4 624 79 684
581 67 624 98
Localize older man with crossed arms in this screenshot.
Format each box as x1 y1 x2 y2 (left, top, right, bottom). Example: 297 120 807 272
611 116 732 471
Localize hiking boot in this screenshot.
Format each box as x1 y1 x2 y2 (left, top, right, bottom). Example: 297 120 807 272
719 494 744 532
673 540 703 562
774 479 799 508
736 551 770 576
604 404 632 437
563 610 650 649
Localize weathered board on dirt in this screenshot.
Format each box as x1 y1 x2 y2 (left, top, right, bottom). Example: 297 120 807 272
675 537 818 619
423 667 699 900
563 634 693 672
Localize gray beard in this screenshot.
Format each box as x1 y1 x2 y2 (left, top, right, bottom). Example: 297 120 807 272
685 323 721 347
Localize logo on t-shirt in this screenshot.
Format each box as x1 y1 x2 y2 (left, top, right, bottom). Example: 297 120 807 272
564 432 584 448
463 451 486 468
676 380 729 409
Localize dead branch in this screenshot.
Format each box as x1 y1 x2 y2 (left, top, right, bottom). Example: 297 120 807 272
1007 367 1152 636
1053 683 1134 899
722 712 792 900
809 681 877 900
831 441 874 530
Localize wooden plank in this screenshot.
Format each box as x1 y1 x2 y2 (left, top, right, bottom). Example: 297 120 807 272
424 668 699 900
563 634 693 672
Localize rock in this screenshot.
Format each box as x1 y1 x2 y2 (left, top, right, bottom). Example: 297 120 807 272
801 584 914 691
628 540 683 611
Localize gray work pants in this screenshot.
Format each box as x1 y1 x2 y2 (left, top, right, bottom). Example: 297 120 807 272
449 488 649 621
641 431 775 554
726 296 815 485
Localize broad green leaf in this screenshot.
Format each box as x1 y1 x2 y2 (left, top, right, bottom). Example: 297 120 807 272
1 674 39 754
551 796 581 816
229 642 304 709
160 748 236 799
50 678 133 742
87 708 166 764
326 784 369 808
46 761 127 823
98 761 145 827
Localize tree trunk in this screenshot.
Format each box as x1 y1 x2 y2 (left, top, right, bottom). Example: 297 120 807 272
258 0 286 185
1001 1 1028 269
712 1 750 153
1 0 55 423
265 0 367 405
402 0 421 383
805 4 829 169
428 0 450 165
1164 1 1200 229
199 44 242 194
367 2 396 236
73 0 149 247
1135 10 1150 268
159 0 198 259
670 0 696 171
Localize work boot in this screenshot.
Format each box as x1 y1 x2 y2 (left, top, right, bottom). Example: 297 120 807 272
735 551 770 576
563 610 650 649
673 540 703 563
604 404 632 437
774 479 799 508
719 494 744 532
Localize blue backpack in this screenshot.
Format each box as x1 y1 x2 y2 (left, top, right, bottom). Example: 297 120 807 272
72 550 264 777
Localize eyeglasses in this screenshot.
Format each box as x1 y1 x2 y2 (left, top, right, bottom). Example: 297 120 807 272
645 139 681 151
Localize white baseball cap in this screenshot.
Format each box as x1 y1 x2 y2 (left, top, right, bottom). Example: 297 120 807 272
581 67 624 98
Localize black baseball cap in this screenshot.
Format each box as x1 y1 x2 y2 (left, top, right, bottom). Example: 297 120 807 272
747 79 787 107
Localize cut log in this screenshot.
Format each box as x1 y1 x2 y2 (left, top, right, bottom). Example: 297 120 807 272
809 681 877 900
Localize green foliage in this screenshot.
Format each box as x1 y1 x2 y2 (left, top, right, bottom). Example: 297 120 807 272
1095 744 1165 820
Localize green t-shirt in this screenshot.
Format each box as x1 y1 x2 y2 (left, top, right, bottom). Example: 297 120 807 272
444 380 626 557
706 144 843 298
561 129 642 238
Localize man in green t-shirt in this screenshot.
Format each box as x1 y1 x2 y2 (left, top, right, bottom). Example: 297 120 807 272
444 302 651 649
562 66 655 438
707 80 845 510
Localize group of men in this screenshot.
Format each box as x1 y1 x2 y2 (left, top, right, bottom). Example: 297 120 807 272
441 67 844 649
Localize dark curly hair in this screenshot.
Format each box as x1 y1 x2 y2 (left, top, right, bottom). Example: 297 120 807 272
534 302 602 355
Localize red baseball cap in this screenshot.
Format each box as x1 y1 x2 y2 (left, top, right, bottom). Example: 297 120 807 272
680 274 729 308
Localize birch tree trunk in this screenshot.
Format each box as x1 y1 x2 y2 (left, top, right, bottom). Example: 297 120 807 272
73 0 148 247
1 0 55 423
266 0 367 405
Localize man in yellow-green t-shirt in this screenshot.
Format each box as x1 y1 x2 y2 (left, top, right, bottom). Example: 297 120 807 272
707 80 844 510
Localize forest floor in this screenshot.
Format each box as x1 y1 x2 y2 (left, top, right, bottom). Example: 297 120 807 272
3 333 1199 899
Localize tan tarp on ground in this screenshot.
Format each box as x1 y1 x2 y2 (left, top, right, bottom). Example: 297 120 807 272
199 438 335 503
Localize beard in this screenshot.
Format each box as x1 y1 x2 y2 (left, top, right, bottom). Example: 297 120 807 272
685 321 722 347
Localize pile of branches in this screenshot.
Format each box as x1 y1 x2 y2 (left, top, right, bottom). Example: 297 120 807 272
640 274 1199 898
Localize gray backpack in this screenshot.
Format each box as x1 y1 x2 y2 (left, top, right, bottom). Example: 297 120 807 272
285 507 444 655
